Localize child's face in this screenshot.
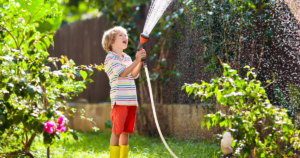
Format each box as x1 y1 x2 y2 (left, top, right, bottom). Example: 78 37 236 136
112 31 128 50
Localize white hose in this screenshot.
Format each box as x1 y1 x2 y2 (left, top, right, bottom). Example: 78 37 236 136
144 65 178 158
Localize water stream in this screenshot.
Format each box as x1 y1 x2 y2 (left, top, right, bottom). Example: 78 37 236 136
142 0 173 36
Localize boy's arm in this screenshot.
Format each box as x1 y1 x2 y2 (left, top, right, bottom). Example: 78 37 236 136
119 60 140 78
119 49 146 78
131 62 142 78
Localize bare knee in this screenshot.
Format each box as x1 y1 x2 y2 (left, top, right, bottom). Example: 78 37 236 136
112 132 121 137
121 132 129 136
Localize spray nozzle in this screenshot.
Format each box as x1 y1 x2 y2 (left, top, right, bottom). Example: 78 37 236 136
137 33 149 66
137 33 149 50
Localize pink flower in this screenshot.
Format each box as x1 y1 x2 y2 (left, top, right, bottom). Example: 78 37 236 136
43 121 55 134
1 28 5 31
55 126 66 132
54 116 66 133
59 127 66 132
43 117 67 134
57 116 64 126
18 18 24 22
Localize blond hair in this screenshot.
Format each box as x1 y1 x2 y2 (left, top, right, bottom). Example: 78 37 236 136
102 26 128 53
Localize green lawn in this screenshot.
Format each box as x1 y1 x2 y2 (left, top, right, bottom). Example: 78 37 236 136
31 132 221 158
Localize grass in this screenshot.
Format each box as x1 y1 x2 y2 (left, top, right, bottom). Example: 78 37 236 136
30 132 221 158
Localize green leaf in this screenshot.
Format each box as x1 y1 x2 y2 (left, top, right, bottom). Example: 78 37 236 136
206 92 213 98
79 2 88 11
201 119 206 128
52 15 62 31
273 85 289 106
43 131 53 145
260 3 269 11
4 93 11 101
71 131 79 141
37 123 44 133
105 120 112 129
39 74 46 83
207 119 211 130
42 59 49 64
0 115 5 121
259 89 265 95
16 0 45 22
87 68 94 76
174 31 182 39
80 71 87 80
247 0 258 12
220 120 225 127
60 58 65 65
75 71 81 77
186 86 190 94
288 83 300 107
188 87 194 96
36 21 53 33
4 103 12 110
217 91 222 102
266 30 273 38
12 112 23 125
46 111 54 119
27 86 35 93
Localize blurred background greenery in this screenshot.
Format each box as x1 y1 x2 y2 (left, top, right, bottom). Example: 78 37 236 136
61 0 150 23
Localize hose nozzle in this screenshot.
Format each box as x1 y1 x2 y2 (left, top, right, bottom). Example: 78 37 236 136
137 33 149 66
137 33 149 50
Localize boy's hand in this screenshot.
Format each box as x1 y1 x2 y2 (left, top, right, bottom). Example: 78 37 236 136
136 49 147 61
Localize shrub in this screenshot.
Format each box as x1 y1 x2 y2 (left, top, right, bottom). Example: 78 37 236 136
273 83 300 122
0 0 102 157
182 63 300 157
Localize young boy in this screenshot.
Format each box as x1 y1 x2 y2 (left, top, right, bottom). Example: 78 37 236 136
102 26 146 158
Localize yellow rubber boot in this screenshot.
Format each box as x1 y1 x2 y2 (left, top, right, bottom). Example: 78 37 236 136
110 145 120 158
119 145 129 158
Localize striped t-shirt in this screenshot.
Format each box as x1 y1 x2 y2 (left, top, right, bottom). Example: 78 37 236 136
104 51 139 107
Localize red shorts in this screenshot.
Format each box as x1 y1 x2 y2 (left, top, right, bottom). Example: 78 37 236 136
111 103 137 135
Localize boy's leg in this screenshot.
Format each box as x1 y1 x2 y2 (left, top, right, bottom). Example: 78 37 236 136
110 104 127 158
110 104 127 145
119 106 137 158
119 132 129 145
110 132 120 146
110 133 121 158
119 132 129 158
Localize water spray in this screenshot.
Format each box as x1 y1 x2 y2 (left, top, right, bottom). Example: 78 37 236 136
137 0 178 157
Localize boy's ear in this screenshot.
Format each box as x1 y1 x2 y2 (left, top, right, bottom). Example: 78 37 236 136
111 38 115 45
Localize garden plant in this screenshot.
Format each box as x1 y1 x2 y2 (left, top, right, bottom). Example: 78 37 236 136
0 0 102 157
273 83 300 122
182 62 300 157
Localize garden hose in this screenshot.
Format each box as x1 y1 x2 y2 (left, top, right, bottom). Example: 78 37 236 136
138 34 179 158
